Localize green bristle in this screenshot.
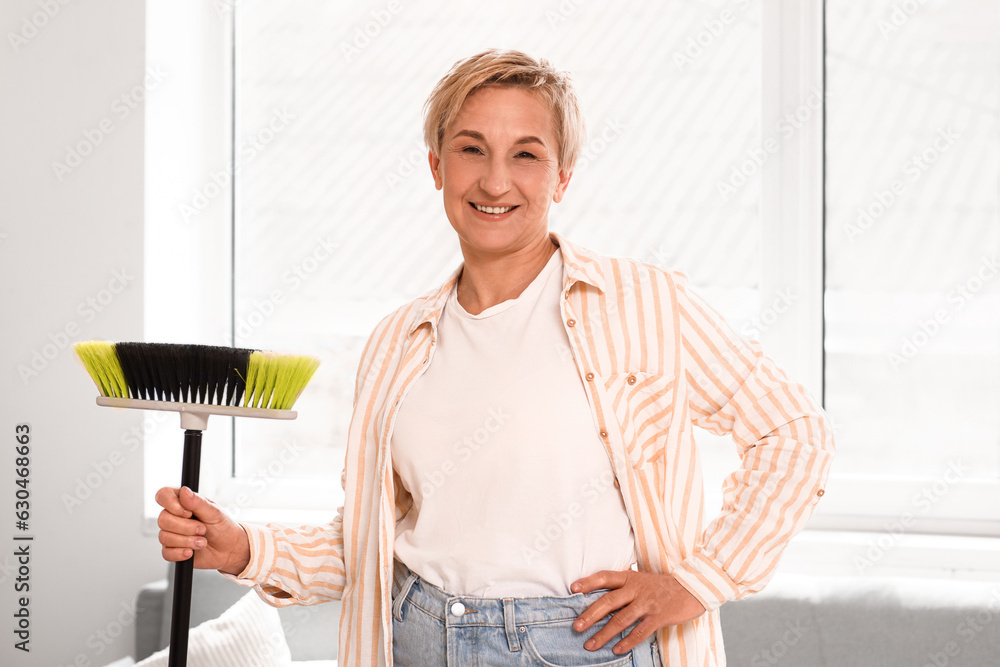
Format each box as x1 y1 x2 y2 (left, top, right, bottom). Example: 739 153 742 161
242 354 260 407
74 341 128 398
245 352 279 409
243 352 319 410
272 355 321 409
270 357 298 409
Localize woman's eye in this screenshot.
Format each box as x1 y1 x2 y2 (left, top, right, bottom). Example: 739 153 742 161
515 151 537 159
462 146 483 154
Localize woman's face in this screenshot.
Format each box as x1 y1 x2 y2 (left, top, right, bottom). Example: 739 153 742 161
429 86 572 258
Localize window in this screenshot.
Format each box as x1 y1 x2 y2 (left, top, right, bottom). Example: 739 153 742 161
145 0 1000 561
820 0 1000 535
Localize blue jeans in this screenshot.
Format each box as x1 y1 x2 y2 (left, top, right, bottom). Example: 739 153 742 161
391 560 662 667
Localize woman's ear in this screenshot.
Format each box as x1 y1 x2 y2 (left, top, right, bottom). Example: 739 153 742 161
552 169 573 203
429 150 443 190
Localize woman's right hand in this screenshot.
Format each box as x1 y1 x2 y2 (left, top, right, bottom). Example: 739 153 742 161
155 486 251 576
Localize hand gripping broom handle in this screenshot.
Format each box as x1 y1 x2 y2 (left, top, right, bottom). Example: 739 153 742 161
168 429 203 667
72 341 318 666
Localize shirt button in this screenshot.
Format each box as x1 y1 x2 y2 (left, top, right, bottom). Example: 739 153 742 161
600 430 608 438
817 489 825 497
627 375 637 385
585 372 594 381
567 319 576 327
450 602 466 617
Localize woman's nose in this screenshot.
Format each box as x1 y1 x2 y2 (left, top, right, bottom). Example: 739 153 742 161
479 156 511 196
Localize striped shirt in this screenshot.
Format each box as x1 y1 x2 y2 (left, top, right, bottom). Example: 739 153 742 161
231 231 835 666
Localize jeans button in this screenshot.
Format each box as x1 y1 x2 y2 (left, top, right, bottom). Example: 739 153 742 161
450 602 466 617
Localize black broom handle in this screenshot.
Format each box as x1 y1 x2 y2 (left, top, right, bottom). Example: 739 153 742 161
168 429 203 667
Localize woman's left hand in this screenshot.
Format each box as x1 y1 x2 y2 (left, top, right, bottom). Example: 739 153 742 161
571 570 707 654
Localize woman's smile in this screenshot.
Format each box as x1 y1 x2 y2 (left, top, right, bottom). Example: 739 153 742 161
469 202 521 223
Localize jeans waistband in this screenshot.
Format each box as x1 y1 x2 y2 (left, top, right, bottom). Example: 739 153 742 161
392 559 614 627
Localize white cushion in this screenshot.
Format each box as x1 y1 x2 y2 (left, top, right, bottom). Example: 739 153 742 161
136 590 291 666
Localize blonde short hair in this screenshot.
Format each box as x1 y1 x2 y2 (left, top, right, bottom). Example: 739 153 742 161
422 49 586 171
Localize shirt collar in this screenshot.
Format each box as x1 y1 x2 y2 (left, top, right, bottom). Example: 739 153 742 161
550 230 607 295
407 231 606 337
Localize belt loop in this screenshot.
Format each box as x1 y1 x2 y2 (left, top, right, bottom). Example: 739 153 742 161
392 572 417 622
502 598 521 652
393 558 411 592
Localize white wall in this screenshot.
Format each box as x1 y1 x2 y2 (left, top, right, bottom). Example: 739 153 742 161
0 1 163 665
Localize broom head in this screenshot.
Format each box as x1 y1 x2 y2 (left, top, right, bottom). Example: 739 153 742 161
73 341 320 411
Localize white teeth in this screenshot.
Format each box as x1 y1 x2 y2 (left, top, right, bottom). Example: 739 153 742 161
474 203 515 214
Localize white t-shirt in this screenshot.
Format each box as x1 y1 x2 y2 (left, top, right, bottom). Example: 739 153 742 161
391 247 636 597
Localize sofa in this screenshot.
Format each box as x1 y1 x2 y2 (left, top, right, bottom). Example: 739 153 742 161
135 569 1000 666
136 569 341 664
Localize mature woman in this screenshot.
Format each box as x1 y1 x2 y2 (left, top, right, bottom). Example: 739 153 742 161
156 50 834 667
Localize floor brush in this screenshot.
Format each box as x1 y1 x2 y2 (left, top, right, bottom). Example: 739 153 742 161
73 340 320 667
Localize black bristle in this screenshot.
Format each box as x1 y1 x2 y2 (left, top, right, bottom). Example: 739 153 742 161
112 342 258 406
202 346 219 405
191 344 209 402
151 345 170 401
145 345 162 400
208 346 227 405
117 343 150 400
131 343 158 400
115 344 138 399
230 348 250 406
188 346 203 403
149 345 168 401
147 344 164 400
161 345 179 401
176 344 193 402
165 345 182 401
214 351 228 405
223 349 238 406
198 347 211 404
137 347 158 400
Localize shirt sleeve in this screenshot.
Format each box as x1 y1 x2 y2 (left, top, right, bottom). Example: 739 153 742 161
667 276 835 611
221 491 347 607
